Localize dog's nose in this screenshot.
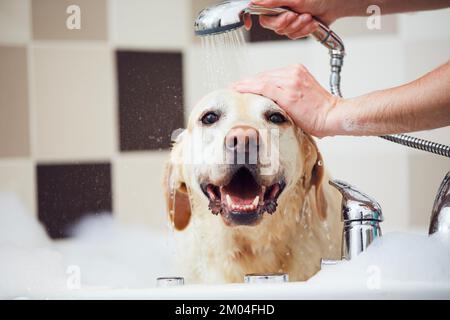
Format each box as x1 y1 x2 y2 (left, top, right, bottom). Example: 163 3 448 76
224 125 260 154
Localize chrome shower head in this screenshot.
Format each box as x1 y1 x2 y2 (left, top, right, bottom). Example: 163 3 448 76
194 0 286 36
194 0 345 53
194 0 249 36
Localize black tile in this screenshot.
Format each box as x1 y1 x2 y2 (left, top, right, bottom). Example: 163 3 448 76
37 163 112 239
117 51 184 151
248 16 288 42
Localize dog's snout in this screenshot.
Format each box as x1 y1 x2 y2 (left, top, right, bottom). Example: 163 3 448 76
225 126 260 153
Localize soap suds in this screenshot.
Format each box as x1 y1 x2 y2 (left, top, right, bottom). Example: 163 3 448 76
0 192 449 299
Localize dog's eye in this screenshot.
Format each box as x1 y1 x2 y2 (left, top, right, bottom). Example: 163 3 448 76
267 112 287 124
201 112 220 125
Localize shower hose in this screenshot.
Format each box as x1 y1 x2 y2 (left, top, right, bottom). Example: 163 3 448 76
329 51 450 158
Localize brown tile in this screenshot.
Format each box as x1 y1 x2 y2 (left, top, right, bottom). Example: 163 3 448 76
32 46 115 160
117 50 184 151
31 0 107 41
0 46 30 158
37 162 112 239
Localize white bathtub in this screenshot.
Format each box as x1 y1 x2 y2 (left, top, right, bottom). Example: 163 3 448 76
54 281 450 300
2 193 450 300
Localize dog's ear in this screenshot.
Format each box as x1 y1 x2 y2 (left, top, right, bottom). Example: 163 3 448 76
302 133 327 220
163 156 191 231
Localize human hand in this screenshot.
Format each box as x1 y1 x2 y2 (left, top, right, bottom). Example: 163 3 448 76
245 0 343 39
231 64 342 138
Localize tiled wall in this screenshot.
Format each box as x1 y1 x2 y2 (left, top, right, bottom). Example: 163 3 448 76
0 0 449 238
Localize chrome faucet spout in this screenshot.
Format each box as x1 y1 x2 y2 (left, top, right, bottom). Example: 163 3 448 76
429 171 450 236
329 180 383 260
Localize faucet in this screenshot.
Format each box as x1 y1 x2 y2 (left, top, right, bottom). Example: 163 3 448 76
429 171 450 236
328 180 383 261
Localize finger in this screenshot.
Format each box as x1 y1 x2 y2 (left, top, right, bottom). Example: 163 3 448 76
287 21 320 39
232 73 289 88
243 13 252 30
233 81 290 106
232 75 300 103
233 78 283 91
251 0 298 8
233 74 298 90
283 13 312 35
259 12 298 33
232 65 301 86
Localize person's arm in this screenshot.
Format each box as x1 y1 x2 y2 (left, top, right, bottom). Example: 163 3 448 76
249 0 450 39
231 62 450 137
328 61 450 136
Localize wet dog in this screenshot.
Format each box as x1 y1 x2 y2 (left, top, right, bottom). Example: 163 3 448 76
164 90 342 283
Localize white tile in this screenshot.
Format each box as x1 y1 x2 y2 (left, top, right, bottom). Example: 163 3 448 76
110 0 189 49
336 36 406 97
113 152 169 230
317 136 411 232
0 0 30 44
186 34 406 105
0 160 35 216
409 127 450 147
32 45 115 160
332 15 397 38
403 40 450 82
408 153 449 229
398 9 450 42
184 39 331 115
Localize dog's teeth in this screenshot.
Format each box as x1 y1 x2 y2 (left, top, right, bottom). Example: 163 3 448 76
252 196 259 207
226 194 232 207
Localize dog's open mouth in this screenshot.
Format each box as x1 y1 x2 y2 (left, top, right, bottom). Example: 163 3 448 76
201 167 285 226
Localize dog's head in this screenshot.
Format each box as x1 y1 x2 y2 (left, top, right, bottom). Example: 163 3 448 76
165 90 326 230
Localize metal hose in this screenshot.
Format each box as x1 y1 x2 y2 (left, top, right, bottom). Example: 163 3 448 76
379 134 450 158
328 50 450 159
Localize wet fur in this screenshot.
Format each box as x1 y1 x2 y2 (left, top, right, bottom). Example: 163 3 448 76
164 90 342 283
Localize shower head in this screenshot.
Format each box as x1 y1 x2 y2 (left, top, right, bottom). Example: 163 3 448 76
194 0 288 36
194 0 249 36
194 0 345 53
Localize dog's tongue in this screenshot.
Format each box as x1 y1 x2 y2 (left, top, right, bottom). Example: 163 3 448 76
221 168 261 206
220 187 260 213
221 187 260 205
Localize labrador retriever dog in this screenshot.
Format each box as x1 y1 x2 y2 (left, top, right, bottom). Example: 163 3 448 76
164 89 342 284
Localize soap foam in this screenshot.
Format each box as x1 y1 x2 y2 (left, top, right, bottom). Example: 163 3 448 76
0 192 449 298
310 232 450 290
0 193 175 299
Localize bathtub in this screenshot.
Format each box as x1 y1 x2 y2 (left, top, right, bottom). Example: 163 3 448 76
54 280 450 300
1 193 450 300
